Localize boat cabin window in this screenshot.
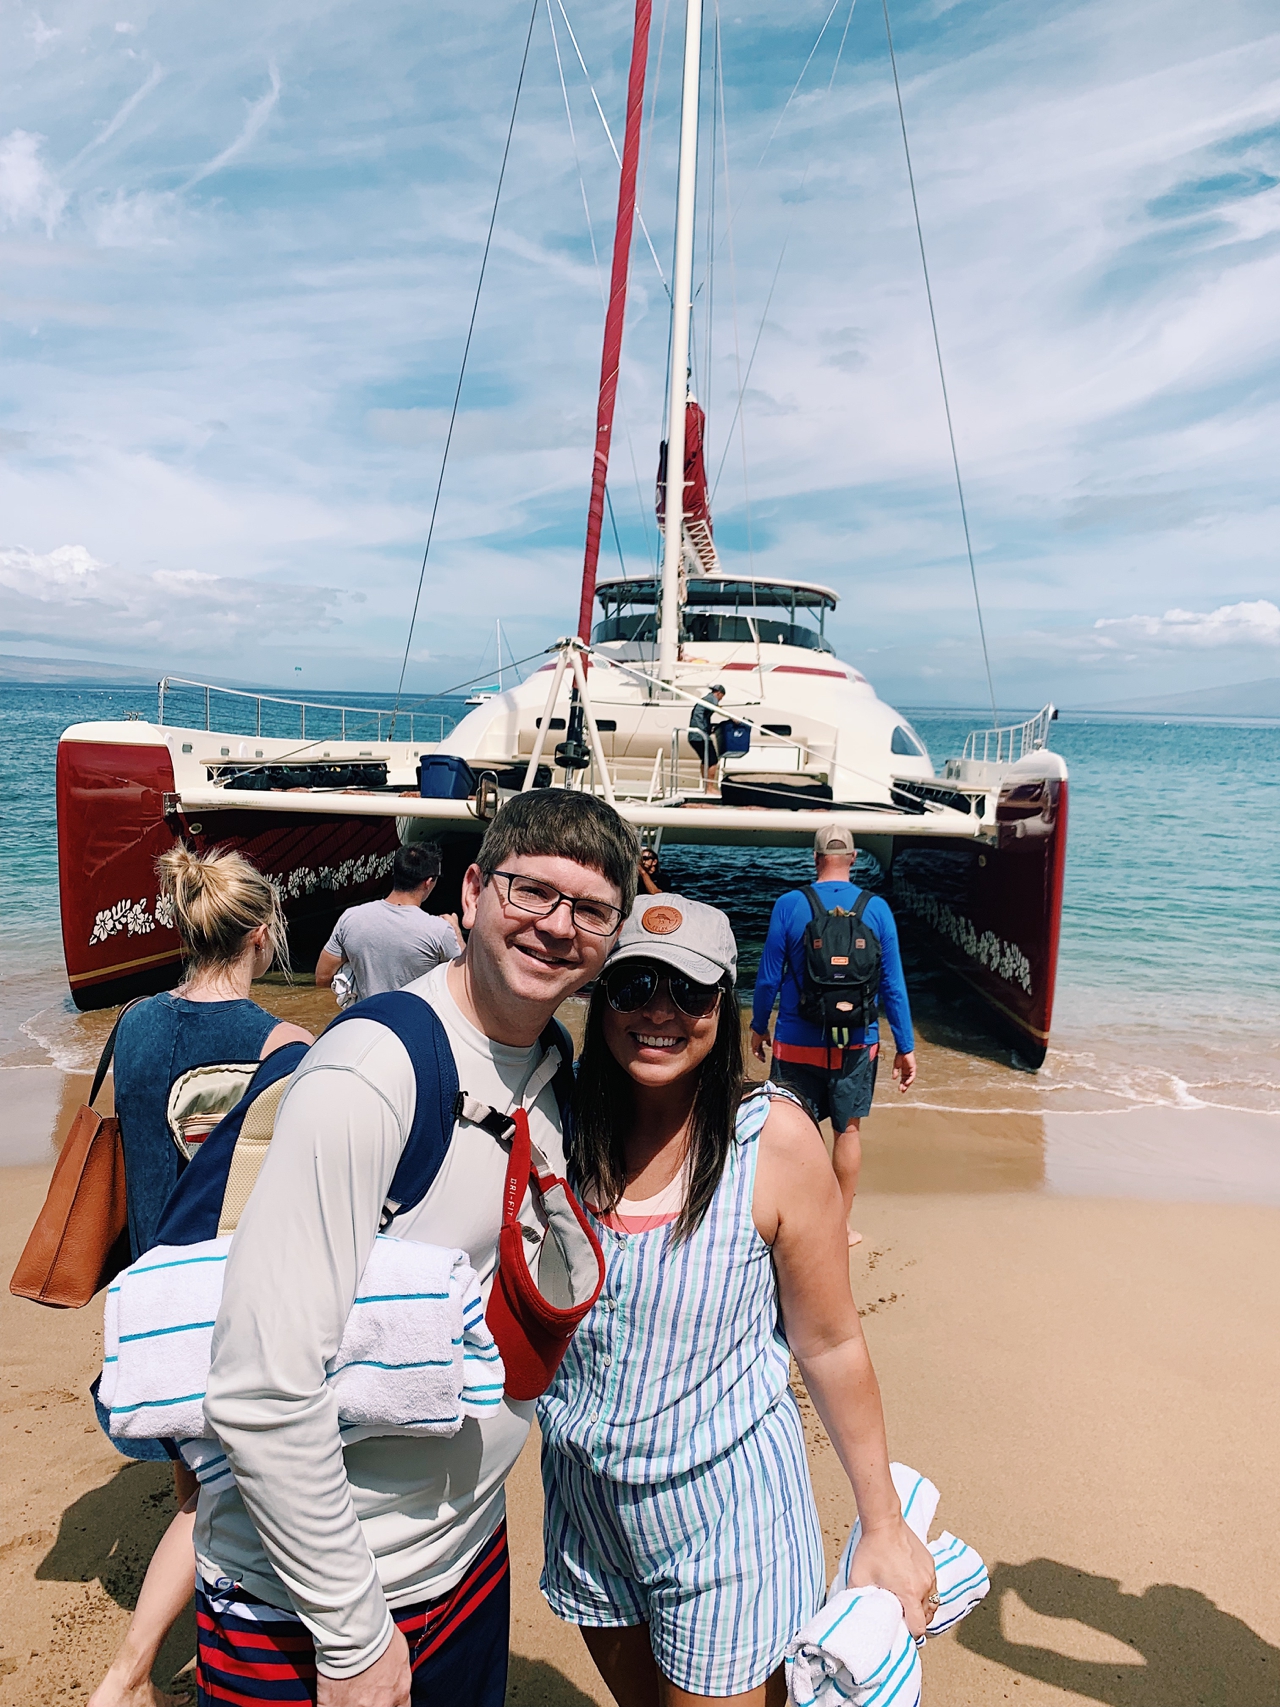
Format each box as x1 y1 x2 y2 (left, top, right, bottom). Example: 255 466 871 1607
593 576 837 655
890 723 927 757
592 612 831 653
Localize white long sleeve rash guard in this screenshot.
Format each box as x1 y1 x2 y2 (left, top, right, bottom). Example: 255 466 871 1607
199 960 567 1680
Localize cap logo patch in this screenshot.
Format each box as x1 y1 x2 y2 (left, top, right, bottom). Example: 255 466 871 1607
642 905 683 935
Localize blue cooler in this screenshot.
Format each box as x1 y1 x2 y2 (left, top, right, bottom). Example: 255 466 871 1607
418 755 476 799
717 721 752 758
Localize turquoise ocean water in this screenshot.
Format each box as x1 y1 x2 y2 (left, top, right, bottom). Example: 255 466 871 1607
2 683 1278 1132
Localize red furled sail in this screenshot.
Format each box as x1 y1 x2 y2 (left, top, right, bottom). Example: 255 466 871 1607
576 0 654 644
656 398 719 576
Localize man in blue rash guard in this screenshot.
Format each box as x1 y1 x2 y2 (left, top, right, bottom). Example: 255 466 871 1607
750 823 916 1245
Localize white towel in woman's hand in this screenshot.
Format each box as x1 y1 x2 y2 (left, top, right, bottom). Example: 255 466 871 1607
785 1464 989 1707
102 1233 504 1444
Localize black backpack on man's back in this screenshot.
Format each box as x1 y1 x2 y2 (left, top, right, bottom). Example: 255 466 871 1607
797 886 882 1044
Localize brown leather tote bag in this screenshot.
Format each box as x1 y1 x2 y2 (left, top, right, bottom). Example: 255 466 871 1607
9 1002 139 1308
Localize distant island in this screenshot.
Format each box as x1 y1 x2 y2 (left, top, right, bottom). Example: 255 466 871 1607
1089 676 1280 718
0 653 157 685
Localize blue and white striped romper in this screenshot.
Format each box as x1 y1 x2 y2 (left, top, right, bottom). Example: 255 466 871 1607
537 1087 826 1696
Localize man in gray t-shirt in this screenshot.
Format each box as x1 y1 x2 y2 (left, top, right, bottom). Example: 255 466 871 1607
315 842 460 1000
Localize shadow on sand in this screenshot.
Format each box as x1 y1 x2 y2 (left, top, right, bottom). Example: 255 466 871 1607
957 1559 1280 1706
507 1655 602 1704
37 1460 197 1691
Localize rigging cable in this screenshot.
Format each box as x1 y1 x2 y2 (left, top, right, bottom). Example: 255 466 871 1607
389 0 539 739
881 0 998 723
549 0 655 573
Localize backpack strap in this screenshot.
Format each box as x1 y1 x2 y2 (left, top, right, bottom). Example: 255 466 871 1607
538 1017 576 1138
325 991 460 1229
850 887 874 926
151 1042 311 1246
801 884 828 928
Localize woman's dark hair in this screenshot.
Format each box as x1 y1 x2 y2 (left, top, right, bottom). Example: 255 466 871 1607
571 976 744 1241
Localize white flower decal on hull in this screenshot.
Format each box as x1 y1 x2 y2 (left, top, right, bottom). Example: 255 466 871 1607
88 852 395 947
89 897 160 945
894 874 1033 995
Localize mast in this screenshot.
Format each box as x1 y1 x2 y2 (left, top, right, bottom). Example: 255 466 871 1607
576 0 655 646
656 0 703 686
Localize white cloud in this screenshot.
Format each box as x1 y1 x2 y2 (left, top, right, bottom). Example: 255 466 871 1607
68 63 164 167
0 543 105 597
0 130 66 233
1094 600 1280 648
83 186 179 248
182 63 281 190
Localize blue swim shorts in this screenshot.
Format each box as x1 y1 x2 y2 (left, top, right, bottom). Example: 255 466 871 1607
771 1044 879 1129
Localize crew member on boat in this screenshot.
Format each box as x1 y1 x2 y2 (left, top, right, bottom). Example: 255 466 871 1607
688 683 726 788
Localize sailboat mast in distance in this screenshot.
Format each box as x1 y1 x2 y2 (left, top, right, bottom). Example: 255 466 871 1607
656 0 704 686
576 0 654 647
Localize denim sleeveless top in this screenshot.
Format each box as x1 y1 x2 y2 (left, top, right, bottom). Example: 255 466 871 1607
537 1088 791 1484
114 993 279 1259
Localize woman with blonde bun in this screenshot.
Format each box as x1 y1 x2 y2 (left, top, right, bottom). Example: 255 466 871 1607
89 845 312 1707
111 844 313 1263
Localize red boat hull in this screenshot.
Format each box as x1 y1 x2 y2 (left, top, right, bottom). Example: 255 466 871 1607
890 764 1068 1066
57 737 402 1009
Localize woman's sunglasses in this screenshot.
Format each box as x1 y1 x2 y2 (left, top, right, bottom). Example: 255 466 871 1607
603 962 723 1019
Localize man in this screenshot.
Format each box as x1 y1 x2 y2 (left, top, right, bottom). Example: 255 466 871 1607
688 683 726 787
201 790 638 1706
316 842 461 1001
750 823 916 1246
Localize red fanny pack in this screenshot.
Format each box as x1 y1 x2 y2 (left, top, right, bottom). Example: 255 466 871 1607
483 1106 605 1401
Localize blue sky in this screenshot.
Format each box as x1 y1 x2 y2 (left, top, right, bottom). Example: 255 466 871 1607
1 0 1278 710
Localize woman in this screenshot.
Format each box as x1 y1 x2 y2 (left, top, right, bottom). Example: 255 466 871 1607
637 846 666 896
538 893 935 1707
90 844 312 1707
112 844 313 1262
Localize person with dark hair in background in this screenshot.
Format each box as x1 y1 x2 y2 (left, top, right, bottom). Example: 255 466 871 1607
637 845 666 897
315 841 461 1002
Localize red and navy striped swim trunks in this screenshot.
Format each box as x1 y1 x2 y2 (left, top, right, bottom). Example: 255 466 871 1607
195 1521 510 1706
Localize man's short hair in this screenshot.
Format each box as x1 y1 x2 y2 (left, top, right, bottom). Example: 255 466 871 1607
710 684 726 696
476 790 638 914
393 841 443 891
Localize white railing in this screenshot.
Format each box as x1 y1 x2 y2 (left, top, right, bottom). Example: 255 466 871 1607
156 677 455 745
962 703 1056 766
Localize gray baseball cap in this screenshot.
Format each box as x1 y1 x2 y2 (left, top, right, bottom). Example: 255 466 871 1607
814 822 856 856
606 892 738 987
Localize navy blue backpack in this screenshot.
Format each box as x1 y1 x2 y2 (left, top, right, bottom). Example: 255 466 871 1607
153 992 574 1247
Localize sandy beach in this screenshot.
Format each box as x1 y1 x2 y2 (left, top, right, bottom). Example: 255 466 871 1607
5 1069 1280 1706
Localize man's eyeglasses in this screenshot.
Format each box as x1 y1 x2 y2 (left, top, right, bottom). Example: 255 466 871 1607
488 870 624 938
603 961 723 1018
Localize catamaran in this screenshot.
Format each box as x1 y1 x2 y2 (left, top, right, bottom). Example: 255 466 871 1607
55 0 1067 1064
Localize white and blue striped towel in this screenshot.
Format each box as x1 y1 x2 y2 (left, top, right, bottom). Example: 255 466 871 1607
785 1464 989 1707
100 1234 504 1456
